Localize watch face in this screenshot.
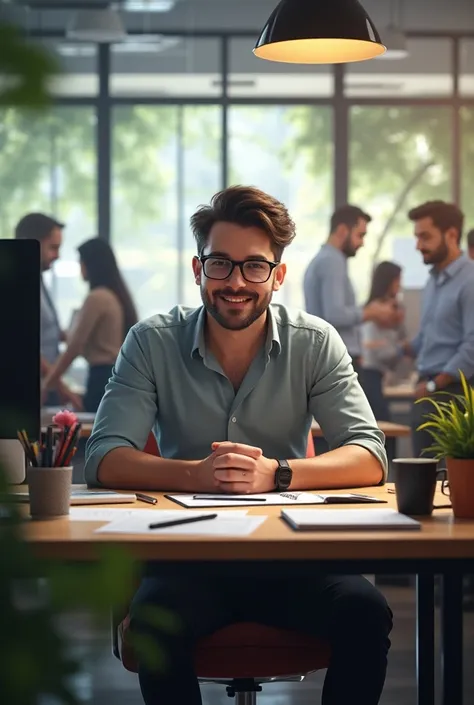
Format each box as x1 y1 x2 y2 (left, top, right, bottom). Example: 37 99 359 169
277 468 292 489
426 381 436 393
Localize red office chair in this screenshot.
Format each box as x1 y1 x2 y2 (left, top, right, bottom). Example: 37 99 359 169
114 431 330 703
114 612 331 704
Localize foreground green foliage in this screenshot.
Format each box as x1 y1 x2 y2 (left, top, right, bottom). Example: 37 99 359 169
417 371 474 460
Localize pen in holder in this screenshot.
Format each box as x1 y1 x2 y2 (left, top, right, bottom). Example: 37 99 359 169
18 411 82 520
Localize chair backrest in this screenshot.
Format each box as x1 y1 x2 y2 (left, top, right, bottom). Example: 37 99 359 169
144 431 316 458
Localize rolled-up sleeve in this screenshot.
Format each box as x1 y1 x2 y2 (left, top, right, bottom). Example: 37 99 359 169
309 325 388 482
84 325 158 486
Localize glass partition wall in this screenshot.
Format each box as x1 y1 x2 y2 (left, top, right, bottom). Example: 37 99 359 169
6 32 474 316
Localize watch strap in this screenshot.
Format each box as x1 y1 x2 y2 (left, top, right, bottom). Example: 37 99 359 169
274 459 292 491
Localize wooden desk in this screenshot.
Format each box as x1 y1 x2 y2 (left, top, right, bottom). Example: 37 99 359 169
21 484 473 705
312 420 410 467
21 485 473 563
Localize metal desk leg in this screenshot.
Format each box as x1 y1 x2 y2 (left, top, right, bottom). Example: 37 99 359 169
385 437 396 481
416 574 435 705
441 572 463 705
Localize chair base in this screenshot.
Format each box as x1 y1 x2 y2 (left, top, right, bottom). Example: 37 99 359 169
226 679 261 704
199 675 307 703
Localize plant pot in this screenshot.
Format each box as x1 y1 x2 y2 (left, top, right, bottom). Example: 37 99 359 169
446 458 474 519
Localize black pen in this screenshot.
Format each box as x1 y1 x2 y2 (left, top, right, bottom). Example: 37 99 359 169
149 513 218 530
193 495 267 502
136 493 158 505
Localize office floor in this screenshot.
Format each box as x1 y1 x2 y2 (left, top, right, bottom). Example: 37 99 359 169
62 585 473 705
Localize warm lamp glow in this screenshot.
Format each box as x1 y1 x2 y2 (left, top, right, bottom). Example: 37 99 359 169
254 0 386 64
254 38 386 64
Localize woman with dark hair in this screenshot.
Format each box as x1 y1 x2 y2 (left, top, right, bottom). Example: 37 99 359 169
42 238 138 411
360 261 407 421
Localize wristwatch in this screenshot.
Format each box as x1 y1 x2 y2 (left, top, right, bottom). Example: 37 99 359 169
426 380 437 394
274 459 292 491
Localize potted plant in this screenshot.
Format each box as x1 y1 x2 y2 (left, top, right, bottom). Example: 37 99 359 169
417 371 474 518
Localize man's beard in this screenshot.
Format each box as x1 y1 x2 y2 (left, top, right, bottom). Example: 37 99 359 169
201 286 273 331
422 238 449 265
342 233 357 258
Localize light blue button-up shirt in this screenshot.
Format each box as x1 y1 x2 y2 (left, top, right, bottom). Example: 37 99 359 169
304 244 363 357
84 304 387 486
40 277 61 364
412 254 474 379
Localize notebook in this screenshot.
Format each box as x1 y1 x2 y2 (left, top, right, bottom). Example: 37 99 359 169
166 492 386 508
281 508 421 531
7 490 137 505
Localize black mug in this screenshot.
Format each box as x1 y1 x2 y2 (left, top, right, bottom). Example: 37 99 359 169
392 458 443 516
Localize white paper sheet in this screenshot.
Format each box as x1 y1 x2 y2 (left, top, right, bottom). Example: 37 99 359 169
69 507 139 522
94 510 265 537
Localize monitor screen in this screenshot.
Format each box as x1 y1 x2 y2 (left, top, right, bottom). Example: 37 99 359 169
0 239 40 440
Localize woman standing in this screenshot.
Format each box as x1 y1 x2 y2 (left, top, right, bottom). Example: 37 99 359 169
360 261 407 421
42 238 138 412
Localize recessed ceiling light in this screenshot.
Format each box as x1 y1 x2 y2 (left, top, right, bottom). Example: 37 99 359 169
377 26 409 60
67 9 127 43
118 0 176 11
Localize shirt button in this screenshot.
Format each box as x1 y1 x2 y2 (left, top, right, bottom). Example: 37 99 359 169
231 417 237 423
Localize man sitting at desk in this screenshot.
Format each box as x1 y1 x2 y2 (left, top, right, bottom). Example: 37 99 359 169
85 186 392 705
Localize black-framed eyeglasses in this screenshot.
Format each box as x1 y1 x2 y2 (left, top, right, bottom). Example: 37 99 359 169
199 256 280 283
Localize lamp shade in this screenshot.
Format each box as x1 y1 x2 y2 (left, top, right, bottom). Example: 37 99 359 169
254 0 386 64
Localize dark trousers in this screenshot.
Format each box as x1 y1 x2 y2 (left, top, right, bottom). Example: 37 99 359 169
130 567 392 705
411 378 470 458
350 356 362 378
83 364 113 412
360 368 391 421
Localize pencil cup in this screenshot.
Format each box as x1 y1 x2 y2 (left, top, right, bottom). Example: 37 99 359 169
26 466 72 520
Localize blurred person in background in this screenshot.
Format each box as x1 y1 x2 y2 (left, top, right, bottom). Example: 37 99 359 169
14 212 82 409
404 201 474 457
467 229 474 260
360 262 407 421
42 237 138 412
304 205 399 375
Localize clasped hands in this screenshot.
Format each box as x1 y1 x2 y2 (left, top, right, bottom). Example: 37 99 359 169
200 442 278 494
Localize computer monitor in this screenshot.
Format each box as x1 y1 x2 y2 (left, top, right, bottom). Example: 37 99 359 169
0 239 41 483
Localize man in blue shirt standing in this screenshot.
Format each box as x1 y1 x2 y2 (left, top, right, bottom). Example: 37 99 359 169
304 205 398 374
15 213 82 409
86 186 392 705
407 201 474 457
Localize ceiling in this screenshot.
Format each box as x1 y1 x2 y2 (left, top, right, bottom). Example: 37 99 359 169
2 0 473 100
2 0 474 34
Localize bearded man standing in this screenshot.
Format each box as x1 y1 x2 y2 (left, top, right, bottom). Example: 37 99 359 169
406 201 474 457
304 205 398 375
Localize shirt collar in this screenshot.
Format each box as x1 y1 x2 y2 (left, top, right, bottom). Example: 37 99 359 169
431 253 468 281
323 242 347 264
191 306 206 359
190 305 281 359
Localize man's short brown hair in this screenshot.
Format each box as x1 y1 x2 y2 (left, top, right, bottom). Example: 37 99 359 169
466 229 474 250
330 205 371 233
408 201 464 244
190 185 296 260
15 212 64 241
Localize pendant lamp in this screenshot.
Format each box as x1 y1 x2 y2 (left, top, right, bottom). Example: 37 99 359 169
254 0 386 64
